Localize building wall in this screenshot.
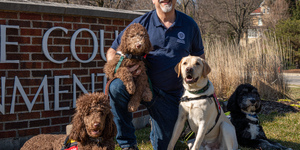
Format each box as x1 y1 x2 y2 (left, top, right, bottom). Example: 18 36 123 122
0 1 149 149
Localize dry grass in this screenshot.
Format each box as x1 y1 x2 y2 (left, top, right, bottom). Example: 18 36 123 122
205 36 292 100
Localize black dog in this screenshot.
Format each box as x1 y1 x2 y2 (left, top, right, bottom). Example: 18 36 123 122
227 83 292 150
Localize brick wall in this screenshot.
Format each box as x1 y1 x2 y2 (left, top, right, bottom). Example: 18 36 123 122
0 1 149 148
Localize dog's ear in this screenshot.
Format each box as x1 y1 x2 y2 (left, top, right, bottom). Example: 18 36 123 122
69 111 88 145
102 112 117 140
201 59 211 78
174 59 182 78
227 88 240 113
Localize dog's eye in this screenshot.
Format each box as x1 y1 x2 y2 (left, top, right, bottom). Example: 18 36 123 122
183 62 187 65
196 62 200 65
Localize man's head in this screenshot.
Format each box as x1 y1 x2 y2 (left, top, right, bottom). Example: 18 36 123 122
153 0 176 13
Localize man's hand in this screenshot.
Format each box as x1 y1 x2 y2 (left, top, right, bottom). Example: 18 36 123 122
128 65 141 77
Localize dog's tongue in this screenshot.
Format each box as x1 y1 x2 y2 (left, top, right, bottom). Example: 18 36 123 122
92 130 100 135
186 75 193 82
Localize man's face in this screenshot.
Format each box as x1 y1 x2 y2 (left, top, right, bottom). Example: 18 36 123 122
153 0 175 13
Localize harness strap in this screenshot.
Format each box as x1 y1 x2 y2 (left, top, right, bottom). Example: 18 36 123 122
114 55 124 74
61 136 78 150
180 93 222 135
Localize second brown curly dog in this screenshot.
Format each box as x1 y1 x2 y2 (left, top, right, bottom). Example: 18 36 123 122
104 23 153 112
21 92 117 150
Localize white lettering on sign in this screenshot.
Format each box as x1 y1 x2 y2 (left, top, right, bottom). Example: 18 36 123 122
0 25 120 114
0 25 20 63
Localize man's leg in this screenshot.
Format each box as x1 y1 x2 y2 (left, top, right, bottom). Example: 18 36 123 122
143 88 180 150
109 78 138 149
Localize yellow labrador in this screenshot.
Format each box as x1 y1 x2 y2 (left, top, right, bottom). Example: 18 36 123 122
168 56 238 150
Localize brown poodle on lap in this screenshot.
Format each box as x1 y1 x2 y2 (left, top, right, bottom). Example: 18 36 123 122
104 23 153 112
21 92 117 150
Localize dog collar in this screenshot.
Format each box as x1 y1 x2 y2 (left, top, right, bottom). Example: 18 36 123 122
116 51 146 61
187 81 210 94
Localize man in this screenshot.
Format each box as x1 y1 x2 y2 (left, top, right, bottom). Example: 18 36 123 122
106 0 205 149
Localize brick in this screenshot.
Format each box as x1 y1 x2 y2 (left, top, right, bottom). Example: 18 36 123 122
21 28 42 36
32 54 47 60
20 45 41 52
0 131 16 138
41 125 60 134
0 63 18 69
20 62 42 69
50 54 69 62
44 29 64 37
8 20 31 27
18 128 40 136
142 110 149 116
54 23 72 29
91 25 104 31
53 70 71 76
53 38 69 45
113 20 124 26
97 61 106 67
90 68 104 74
32 37 42 44
73 24 89 29
99 18 111 25
81 62 96 68
0 123 3 130
30 119 50 127
5 121 28 130
64 16 81 22
104 32 112 38
72 69 88 75
43 62 62 69
32 70 52 77
0 19 5 24
42 110 61 118
6 53 29 61
105 26 117 32
62 109 75 116
5 28 19 35
8 71 30 77
0 114 17 122
75 39 89 45
82 17 97 24
18 112 40 120
32 21 53 28
0 12 18 19
8 36 31 44
14 104 29 113
20 13 41 20
51 117 70 125
43 14 62 21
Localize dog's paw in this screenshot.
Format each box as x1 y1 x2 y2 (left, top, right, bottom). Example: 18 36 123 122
128 101 140 112
142 88 152 102
125 83 136 94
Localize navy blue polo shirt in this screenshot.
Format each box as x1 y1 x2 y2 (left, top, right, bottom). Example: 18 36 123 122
111 10 204 98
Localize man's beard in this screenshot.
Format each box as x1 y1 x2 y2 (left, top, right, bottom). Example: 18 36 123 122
159 0 173 13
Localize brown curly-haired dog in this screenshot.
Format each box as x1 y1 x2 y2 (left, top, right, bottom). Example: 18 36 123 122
21 92 117 150
104 23 153 112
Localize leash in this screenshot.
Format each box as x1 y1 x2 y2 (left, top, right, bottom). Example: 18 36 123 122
109 51 153 96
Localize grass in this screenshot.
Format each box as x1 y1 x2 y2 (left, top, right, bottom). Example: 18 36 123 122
114 112 300 150
289 85 300 100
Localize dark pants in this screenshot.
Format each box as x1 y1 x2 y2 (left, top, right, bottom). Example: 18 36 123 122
109 78 180 150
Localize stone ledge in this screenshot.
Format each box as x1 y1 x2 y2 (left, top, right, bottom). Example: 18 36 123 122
0 0 144 20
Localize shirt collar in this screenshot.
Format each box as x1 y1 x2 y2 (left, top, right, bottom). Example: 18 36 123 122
152 10 182 28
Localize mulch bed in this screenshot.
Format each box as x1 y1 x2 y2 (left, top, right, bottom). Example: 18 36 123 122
260 100 300 114
283 69 300 73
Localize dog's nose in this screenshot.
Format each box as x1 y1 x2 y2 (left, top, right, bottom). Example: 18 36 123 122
250 99 256 104
93 123 100 128
186 67 193 73
136 44 141 49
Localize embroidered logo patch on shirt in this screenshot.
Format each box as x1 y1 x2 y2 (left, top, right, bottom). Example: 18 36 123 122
177 32 186 44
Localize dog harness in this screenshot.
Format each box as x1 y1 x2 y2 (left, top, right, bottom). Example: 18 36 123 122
61 136 78 150
180 82 222 135
61 136 103 150
112 51 153 94
114 51 147 73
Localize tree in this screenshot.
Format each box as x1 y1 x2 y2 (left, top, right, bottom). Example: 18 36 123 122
196 0 263 44
262 0 290 29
